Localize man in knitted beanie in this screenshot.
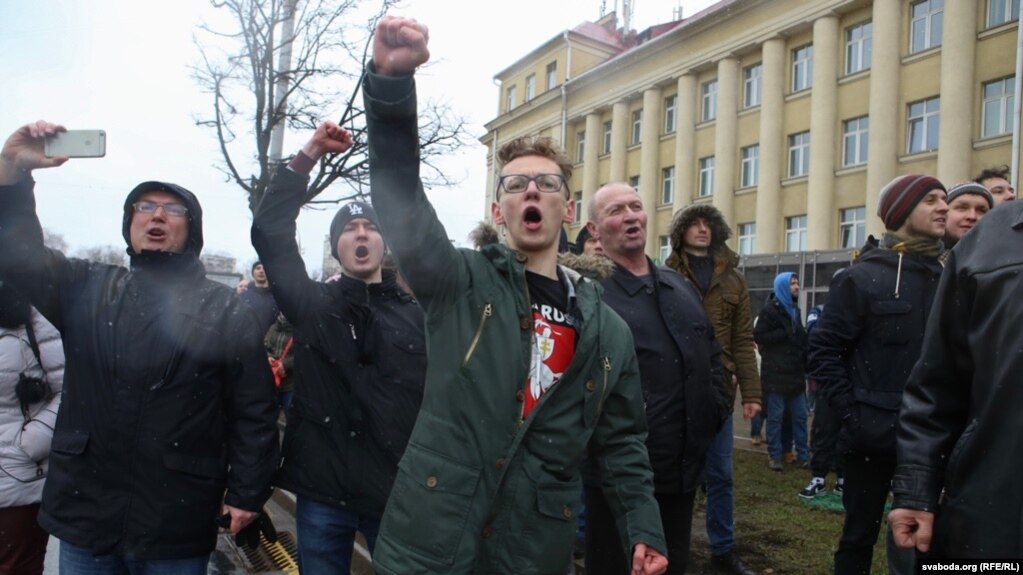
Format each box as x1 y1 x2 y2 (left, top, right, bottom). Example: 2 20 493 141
808 174 946 575
942 182 992 249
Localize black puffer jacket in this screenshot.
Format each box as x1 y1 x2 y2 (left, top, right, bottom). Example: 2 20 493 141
753 295 807 395
891 202 1023 558
807 238 942 458
252 167 426 518
0 177 279 559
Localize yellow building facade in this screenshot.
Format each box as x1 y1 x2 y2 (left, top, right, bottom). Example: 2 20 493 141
481 0 1021 261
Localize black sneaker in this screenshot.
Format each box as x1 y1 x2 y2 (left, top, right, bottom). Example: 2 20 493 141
799 478 826 499
711 552 757 575
768 459 784 472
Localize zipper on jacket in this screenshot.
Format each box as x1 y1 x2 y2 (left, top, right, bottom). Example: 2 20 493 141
597 356 611 415
462 303 492 368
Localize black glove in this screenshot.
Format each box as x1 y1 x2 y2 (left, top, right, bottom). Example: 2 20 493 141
236 510 278 549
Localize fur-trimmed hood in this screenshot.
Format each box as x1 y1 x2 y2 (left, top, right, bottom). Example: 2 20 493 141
469 221 614 281
667 203 731 255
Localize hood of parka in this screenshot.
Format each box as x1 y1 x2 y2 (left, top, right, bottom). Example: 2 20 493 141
121 181 204 256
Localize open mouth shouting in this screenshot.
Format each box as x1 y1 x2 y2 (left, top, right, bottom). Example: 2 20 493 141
355 245 370 258
522 206 543 231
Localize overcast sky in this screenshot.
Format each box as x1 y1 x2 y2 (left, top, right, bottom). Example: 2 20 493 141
2 0 717 277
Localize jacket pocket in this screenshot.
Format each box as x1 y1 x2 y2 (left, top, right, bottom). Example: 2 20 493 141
943 419 977 497
383 443 481 566
50 431 89 456
869 300 913 345
849 389 901 455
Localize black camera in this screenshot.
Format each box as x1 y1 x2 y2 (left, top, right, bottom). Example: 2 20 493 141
15 372 49 413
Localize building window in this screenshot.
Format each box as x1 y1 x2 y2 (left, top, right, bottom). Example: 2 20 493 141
525 75 536 101
506 85 517 112
840 207 866 249
785 215 808 252
631 110 643 145
845 21 872 75
792 44 814 92
659 236 671 264
574 190 583 223
664 95 678 134
576 130 585 163
629 175 641 195
907 96 940 153
843 116 870 167
982 77 1015 138
744 63 763 108
701 80 718 121
661 167 675 205
603 121 613 154
988 0 1020 27
738 222 756 255
788 131 811 178
910 0 944 54
740 145 759 188
698 156 715 198
546 61 557 90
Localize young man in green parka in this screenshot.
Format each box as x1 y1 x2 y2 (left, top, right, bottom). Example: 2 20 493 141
359 15 668 575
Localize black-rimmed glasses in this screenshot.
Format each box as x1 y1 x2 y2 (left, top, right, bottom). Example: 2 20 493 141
498 174 566 194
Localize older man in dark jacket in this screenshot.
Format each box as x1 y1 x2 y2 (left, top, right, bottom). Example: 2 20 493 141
251 123 426 574
809 174 946 575
889 200 1023 560
586 182 729 575
0 121 279 572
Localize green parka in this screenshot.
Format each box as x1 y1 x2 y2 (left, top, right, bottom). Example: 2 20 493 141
364 68 665 574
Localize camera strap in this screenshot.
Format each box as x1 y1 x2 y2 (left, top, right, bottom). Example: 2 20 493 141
24 318 43 369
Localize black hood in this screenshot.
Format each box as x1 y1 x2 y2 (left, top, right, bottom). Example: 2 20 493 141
668 203 731 254
122 181 204 255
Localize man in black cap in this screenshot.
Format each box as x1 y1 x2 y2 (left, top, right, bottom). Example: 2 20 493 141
251 121 427 573
0 121 279 573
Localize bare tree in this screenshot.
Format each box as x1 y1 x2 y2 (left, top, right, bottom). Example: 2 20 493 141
74 246 128 267
192 0 472 211
42 228 70 253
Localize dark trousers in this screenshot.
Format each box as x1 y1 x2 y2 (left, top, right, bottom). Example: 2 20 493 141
810 397 845 479
835 452 914 575
584 487 695 575
0 503 48 575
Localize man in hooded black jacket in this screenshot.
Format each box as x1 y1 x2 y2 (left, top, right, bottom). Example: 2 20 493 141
251 122 427 573
808 174 946 575
0 121 279 572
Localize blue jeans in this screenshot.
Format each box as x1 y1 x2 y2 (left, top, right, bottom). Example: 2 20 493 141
704 416 734 557
59 541 208 575
765 392 808 462
295 496 380 574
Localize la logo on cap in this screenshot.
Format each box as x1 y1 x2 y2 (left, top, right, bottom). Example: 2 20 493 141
349 204 364 216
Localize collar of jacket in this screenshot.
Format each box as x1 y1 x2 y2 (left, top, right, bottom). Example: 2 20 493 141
609 257 672 296
667 245 736 288
128 250 206 284
335 268 403 304
481 242 588 320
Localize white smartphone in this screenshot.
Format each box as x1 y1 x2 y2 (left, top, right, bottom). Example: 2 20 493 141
44 130 106 158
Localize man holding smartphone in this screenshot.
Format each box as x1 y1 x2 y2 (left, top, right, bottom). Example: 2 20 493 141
0 122 279 573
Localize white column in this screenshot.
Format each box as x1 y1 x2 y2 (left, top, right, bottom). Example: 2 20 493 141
865 0 902 238
673 74 698 210
640 88 663 260
581 113 602 222
610 101 629 182
937 0 978 184
806 15 839 250
713 58 739 234
755 38 786 253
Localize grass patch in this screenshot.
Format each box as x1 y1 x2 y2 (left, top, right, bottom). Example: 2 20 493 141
686 447 887 574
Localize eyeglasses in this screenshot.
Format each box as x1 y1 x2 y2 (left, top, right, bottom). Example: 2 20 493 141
498 174 566 194
133 201 188 217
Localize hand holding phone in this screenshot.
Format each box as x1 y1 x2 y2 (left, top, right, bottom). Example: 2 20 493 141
45 130 106 158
